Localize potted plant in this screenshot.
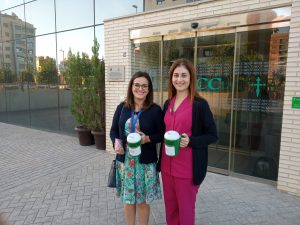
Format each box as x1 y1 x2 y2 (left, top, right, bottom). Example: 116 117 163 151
87 38 106 150
64 50 95 146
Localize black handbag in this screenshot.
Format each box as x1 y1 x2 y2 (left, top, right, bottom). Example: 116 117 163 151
107 160 116 188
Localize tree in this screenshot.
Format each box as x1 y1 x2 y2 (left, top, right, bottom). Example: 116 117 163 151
62 39 105 139
0 66 17 83
63 49 93 128
87 38 105 132
35 56 58 85
63 50 92 88
19 65 35 83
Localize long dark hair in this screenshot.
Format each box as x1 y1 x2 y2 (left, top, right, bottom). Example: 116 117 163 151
168 58 200 102
125 71 153 110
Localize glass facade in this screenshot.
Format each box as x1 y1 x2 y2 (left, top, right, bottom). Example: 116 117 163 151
132 24 289 181
0 1 104 134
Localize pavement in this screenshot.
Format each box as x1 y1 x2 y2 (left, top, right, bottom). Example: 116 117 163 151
0 122 300 225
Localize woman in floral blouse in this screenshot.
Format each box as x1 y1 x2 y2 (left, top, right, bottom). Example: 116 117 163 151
110 71 164 225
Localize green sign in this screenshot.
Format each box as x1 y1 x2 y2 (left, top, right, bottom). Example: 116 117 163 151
197 77 222 91
292 97 300 109
197 76 268 97
250 77 266 97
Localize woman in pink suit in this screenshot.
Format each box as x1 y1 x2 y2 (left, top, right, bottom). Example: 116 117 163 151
158 58 218 225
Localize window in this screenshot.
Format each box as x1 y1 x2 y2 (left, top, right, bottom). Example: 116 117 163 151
157 0 165 5
27 38 34 42
16 40 25 45
202 48 213 57
280 39 288 45
4 63 11 68
4 23 9 28
5 47 11 51
27 43 33 48
27 28 35 34
16 47 25 53
17 55 25 62
19 64 25 70
15 25 24 32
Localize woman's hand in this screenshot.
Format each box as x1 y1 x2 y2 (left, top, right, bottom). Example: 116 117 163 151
180 133 190 148
115 146 125 155
139 132 150 144
115 138 124 155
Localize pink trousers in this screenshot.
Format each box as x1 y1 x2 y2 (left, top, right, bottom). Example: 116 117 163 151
161 172 200 225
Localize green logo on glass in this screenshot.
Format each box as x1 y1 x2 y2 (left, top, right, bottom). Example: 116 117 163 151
250 77 266 97
197 76 267 97
197 77 222 91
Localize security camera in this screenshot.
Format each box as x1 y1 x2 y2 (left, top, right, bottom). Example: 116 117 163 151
191 22 199 29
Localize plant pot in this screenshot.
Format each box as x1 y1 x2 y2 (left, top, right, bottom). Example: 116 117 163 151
75 126 95 146
91 130 106 150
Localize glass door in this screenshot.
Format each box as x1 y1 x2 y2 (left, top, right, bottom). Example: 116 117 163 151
232 26 289 180
196 31 236 173
132 37 162 104
131 22 289 181
162 33 195 104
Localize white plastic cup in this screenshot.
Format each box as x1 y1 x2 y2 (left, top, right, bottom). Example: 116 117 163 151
164 130 181 157
127 133 142 156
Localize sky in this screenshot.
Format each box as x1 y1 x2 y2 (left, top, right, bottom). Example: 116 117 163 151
0 0 143 61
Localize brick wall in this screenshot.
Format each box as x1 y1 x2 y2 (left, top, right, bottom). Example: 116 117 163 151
277 0 300 197
104 0 300 196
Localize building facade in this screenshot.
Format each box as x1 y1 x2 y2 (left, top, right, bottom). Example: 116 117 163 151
104 0 300 196
0 12 36 77
0 0 104 134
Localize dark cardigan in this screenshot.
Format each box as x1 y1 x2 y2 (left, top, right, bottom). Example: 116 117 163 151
158 96 218 185
110 102 164 164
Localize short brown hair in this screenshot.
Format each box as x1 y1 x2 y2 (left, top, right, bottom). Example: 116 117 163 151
168 58 200 102
125 71 153 110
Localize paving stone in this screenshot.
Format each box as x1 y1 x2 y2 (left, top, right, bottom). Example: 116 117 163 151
1 122 300 225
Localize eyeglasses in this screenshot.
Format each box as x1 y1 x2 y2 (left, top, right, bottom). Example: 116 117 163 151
132 83 149 89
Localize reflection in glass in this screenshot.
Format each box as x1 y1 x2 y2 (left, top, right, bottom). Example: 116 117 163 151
0 0 105 135
56 0 94 32
57 27 95 57
0 61 6 122
0 84 6 121
1 6 25 42
233 27 289 180
57 28 94 133
30 34 59 131
1 32 30 126
1 6 34 81
0 1 24 11
162 36 194 103
132 40 161 104
0 8 37 127
197 33 235 171
58 51 75 134
95 25 104 59
25 0 55 36
5 77 30 126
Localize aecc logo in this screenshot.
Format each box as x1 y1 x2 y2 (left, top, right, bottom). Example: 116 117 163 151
196 77 222 91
